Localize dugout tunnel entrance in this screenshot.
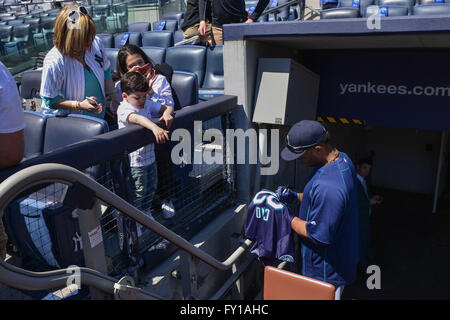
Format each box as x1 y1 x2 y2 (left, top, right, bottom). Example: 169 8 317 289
222 17 450 299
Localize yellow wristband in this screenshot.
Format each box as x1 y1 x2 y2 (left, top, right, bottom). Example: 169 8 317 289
72 101 78 110
200 20 206 25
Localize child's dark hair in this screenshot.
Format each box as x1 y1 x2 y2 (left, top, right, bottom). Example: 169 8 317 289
120 71 149 95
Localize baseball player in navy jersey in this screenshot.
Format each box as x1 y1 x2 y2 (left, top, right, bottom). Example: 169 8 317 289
276 120 359 300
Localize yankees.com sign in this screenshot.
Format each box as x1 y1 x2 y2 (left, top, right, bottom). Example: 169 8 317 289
304 50 450 131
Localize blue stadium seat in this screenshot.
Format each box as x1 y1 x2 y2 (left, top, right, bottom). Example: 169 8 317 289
105 47 119 72
43 115 108 154
165 45 207 87
0 25 12 54
141 46 166 65
161 11 184 24
202 45 223 89
24 17 40 34
20 69 41 99
12 24 30 49
364 5 409 16
377 0 414 12
412 3 450 14
128 22 151 33
1 16 16 22
152 19 178 32
141 30 173 48
320 7 360 18
199 45 224 101
174 29 184 44
178 18 184 30
418 0 450 4
339 0 374 16
7 19 24 26
97 33 114 48
23 110 48 160
171 71 198 109
114 32 142 48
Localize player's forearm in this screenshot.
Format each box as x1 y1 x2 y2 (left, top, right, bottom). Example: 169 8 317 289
291 217 308 239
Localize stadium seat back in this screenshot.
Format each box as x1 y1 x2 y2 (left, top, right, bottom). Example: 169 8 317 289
320 7 360 18
141 46 166 65
412 3 450 15
202 45 223 89
23 110 48 159
365 5 409 16
165 45 207 87
97 33 114 48
412 3 450 14
171 71 198 108
128 21 151 33
114 32 142 48
141 30 174 48
105 47 119 72
161 11 184 24
43 115 108 154
152 19 178 32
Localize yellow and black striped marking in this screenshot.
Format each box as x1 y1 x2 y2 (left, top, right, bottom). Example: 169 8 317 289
317 116 364 126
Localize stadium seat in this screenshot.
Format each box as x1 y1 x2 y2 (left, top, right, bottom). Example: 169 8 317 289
161 11 184 24
364 5 409 16
141 46 166 65
377 0 414 12
114 32 142 48
199 45 224 101
1 16 16 22
20 69 42 99
24 17 40 34
202 45 223 89
412 3 450 14
97 33 114 48
338 0 374 16
320 7 360 18
418 0 450 4
165 45 207 87
141 30 174 48
0 25 12 52
171 71 198 109
43 115 108 154
7 19 24 26
105 47 119 72
178 18 184 30
23 110 48 159
128 22 151 33
12 23 30 50
152 19 178 32
174 29 184 44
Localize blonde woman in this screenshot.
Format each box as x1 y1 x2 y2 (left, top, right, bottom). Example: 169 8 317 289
40 4 121 118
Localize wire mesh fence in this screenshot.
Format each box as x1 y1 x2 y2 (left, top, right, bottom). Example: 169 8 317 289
0 112 235 299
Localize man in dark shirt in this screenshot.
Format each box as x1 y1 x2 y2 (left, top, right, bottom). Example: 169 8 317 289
198 0 270 44
181 0 213 45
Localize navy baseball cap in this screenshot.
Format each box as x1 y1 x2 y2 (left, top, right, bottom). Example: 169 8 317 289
281 120 328 161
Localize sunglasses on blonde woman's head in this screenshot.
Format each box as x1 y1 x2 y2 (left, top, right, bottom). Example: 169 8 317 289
68 6 89 24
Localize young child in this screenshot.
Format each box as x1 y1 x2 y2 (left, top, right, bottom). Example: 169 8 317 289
117 71 172 222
